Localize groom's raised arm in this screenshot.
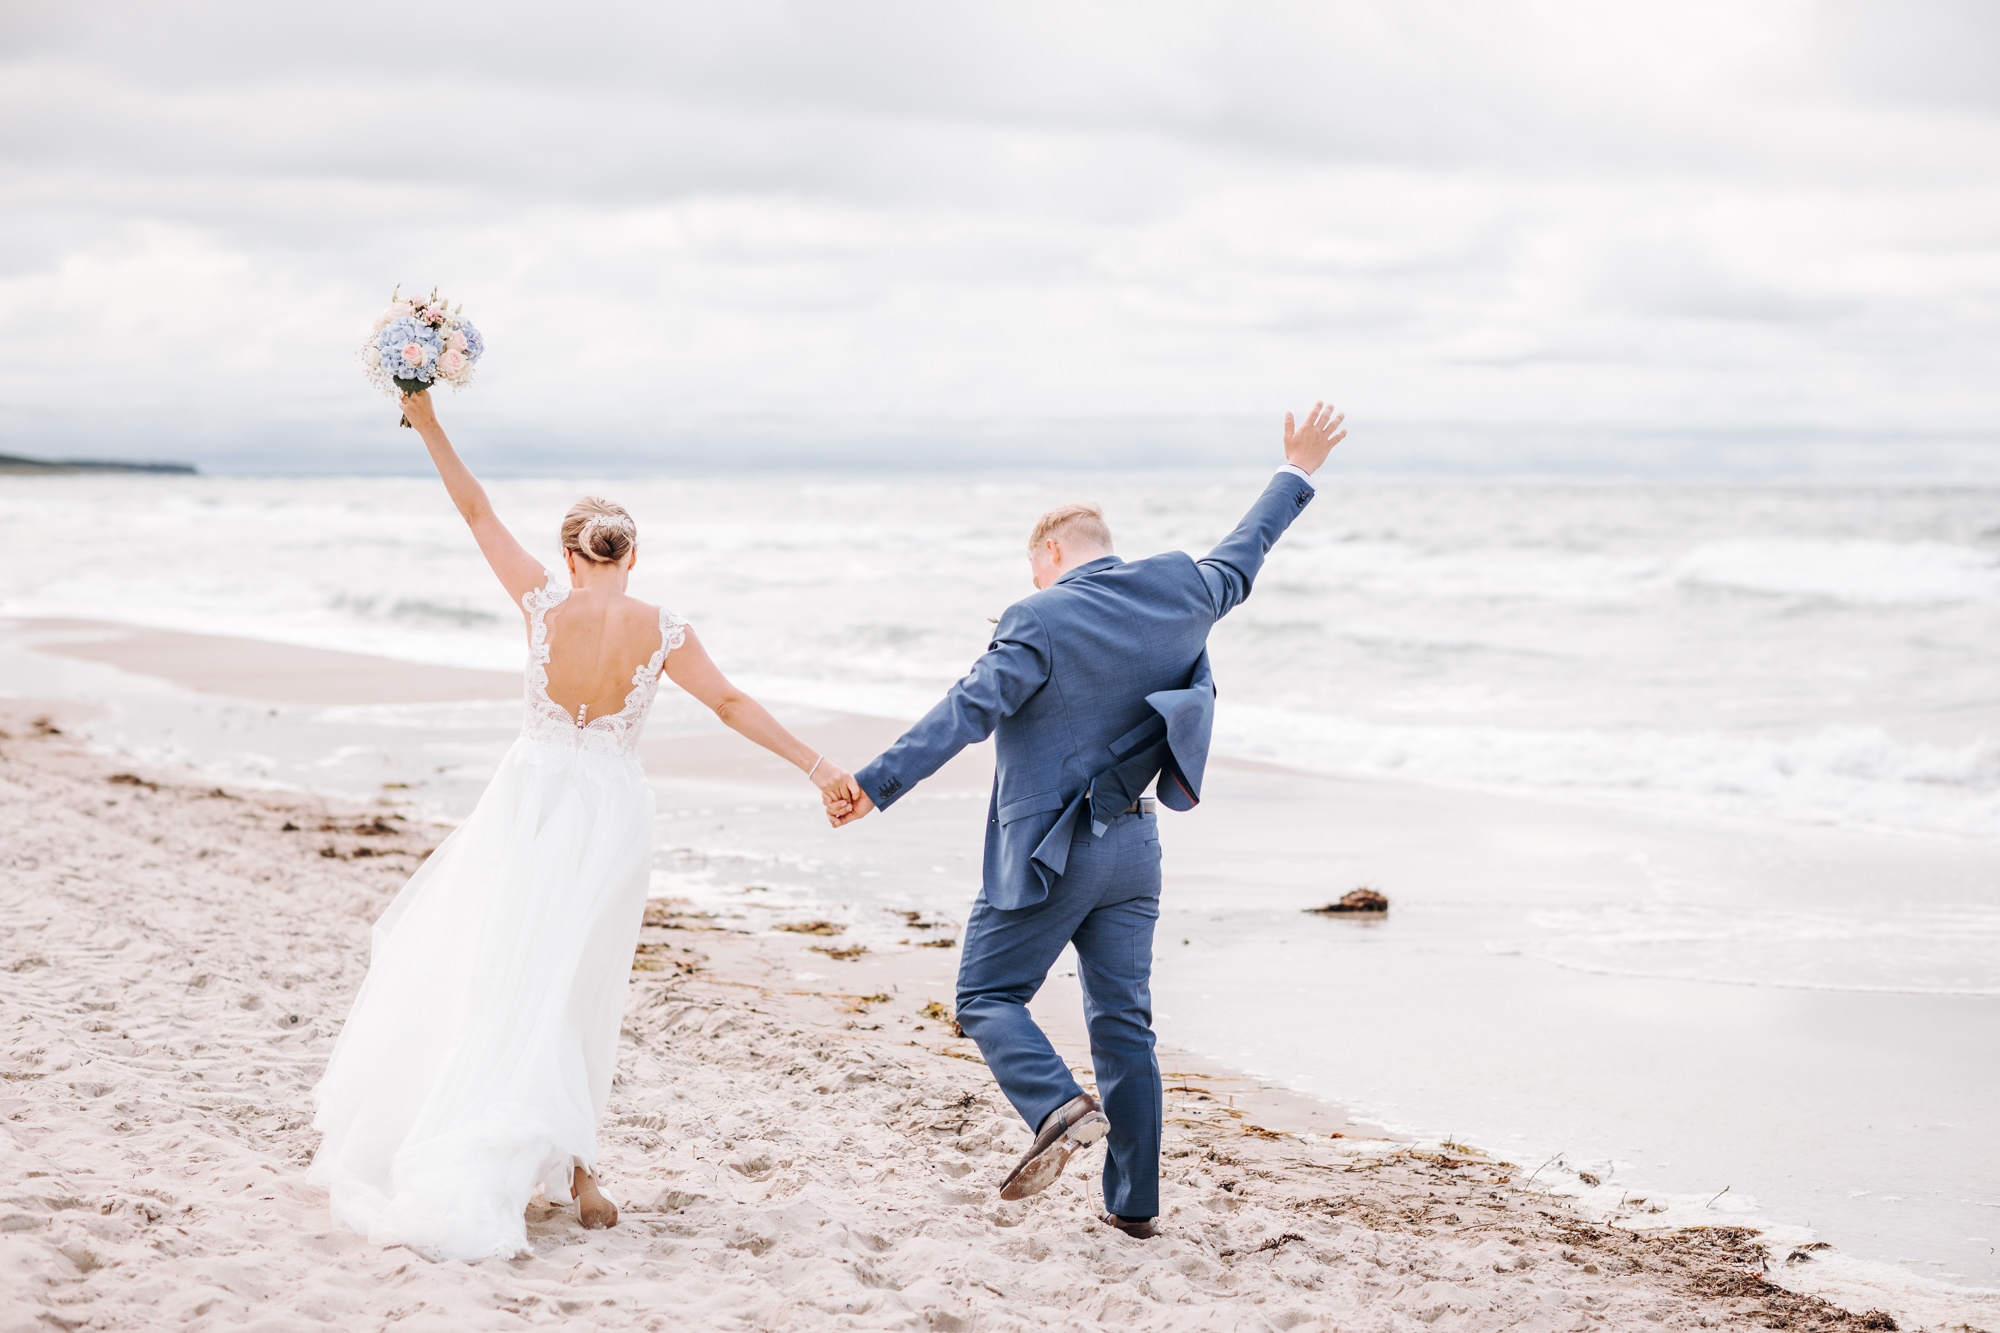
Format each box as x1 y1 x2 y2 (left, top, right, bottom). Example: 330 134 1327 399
852 603 1053 813
1197 470 1315 620
1197 402 1345 620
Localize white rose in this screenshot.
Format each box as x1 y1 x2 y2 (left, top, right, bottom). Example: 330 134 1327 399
363 345 382 367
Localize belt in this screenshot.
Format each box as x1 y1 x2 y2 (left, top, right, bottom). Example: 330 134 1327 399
1122 797 1157 816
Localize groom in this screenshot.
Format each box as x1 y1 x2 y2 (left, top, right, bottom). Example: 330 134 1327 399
829 403 1346 1238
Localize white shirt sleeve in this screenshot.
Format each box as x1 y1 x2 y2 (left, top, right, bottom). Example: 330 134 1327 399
1275 462 1317 490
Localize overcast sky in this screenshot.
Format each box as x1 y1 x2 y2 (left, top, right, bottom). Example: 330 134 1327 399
2 1 1996 476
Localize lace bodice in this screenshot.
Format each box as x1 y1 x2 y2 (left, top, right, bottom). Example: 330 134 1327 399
520 570 687 762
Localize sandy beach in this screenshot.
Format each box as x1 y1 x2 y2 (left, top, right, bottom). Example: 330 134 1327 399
1 686 1944 1333
10 0 2000 1320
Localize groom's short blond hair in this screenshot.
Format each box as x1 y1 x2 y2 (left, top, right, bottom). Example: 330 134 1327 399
1028 502 1113 554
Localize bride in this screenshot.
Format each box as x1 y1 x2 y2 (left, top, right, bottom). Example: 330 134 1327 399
309 389 857 1262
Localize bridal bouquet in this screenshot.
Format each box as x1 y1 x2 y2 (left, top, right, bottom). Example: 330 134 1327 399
359 286 485 426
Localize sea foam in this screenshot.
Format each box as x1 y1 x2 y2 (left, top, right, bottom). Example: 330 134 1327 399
1673 536 2000 604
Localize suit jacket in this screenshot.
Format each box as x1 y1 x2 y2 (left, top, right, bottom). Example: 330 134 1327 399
854 471 1316 910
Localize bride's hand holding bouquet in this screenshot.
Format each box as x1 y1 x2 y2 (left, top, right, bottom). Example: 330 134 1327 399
398 381 441 435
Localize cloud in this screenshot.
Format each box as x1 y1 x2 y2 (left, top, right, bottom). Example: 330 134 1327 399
1 1 1996 476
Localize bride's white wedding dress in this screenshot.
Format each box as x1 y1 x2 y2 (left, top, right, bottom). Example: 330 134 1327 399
310 571 686 1261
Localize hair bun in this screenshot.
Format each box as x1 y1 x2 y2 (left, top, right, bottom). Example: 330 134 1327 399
560 498 637 565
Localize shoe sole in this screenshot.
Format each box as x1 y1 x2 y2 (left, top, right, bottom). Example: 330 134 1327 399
998 1112 1109 1201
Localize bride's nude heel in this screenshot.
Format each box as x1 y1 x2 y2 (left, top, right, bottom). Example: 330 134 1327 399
572 1164 619 1230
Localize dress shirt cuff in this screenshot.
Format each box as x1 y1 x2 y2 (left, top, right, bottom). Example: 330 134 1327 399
1275 462 1318 491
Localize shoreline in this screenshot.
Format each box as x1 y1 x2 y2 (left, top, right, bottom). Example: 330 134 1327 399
0 702 1924 1331
4 617 1998 1328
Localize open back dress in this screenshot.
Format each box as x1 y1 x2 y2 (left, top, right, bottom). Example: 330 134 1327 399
309 571 685 1260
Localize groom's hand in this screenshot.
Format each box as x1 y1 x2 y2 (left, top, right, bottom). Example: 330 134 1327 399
828 789 875 828
1283 401 1346 474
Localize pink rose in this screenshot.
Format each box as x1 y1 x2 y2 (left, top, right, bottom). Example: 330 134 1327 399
438 349 466 375
445 330 467 353
401 342 427 367
387 301 413 318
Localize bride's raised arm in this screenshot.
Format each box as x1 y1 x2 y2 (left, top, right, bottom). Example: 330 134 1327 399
398 389 545 611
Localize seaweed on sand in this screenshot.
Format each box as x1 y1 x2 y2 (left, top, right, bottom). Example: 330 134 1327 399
1305 888 1388 915
775 920 845 936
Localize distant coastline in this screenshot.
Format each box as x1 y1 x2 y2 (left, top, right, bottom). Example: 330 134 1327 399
0 452 197 475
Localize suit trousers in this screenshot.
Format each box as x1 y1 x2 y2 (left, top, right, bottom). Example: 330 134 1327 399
954 807 1163 1218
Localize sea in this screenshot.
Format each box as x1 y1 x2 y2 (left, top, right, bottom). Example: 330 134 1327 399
3 472 1996 1317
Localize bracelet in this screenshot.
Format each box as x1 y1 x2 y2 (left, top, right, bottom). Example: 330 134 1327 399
807 755 824 781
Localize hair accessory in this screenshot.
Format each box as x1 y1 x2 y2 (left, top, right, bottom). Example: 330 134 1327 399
576 512 635 555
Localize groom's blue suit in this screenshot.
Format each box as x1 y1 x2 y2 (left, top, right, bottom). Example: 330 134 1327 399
854 469 1317 1218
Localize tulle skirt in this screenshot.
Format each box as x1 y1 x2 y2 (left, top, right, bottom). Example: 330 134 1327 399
308 738 654 1261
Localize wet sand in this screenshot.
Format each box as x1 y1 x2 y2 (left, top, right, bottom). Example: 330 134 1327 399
20 619 522 706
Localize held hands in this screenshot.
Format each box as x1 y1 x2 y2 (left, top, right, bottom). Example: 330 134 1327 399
810 758 873 829
1282 402 1346 474
828 788 874 829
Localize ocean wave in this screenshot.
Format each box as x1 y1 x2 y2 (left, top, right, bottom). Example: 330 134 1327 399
1287 534 2000 609
1214 705 2000 840
327 592 503 629
1673 537 2000 604
1283 540 1661 603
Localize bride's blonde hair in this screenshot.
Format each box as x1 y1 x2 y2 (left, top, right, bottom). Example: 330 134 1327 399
561 497 636 565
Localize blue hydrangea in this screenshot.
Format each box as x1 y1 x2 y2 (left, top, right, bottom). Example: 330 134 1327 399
453 318 484 363
375 316 441 382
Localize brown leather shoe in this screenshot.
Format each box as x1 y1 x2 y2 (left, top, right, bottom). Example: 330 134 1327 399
1100 1212 1157 1239
998 1093 1109 1201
